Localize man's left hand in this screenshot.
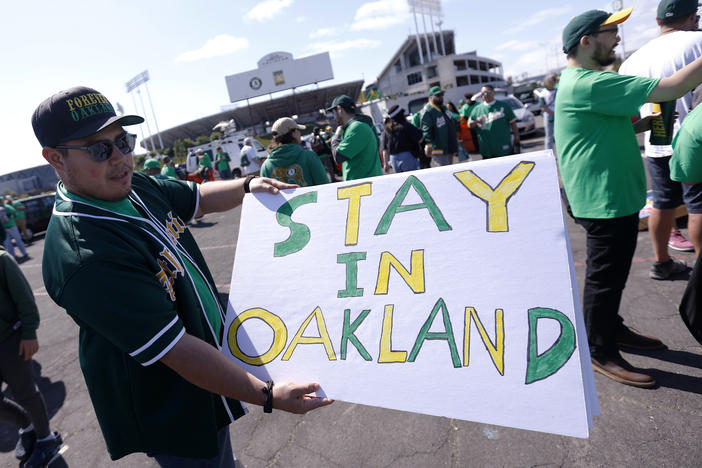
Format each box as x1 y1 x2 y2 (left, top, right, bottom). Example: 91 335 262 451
633 112 662 134
19 339 38 360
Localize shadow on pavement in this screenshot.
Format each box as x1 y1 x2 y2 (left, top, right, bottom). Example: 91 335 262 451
625 348 702 370
0 361 66 453
189 221 217 229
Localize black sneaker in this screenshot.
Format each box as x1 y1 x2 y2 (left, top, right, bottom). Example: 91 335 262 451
14 428 36 461
23 431 62 468
649 258 688 280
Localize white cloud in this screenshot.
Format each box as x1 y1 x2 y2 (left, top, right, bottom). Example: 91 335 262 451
505 6 573 34
174 35 250 63
351 0 408 31
244 0 293 22
295 16 307 23
309 28 336 39
307 38 382 57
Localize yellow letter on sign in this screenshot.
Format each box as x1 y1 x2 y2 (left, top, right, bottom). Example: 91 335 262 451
454 162 535 232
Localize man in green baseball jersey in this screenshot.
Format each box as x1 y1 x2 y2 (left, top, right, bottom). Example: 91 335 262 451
2 197 28 260
328 94 383 181
556 7 702 388
468 85 520 158
420 86 458 166
31 86 332 465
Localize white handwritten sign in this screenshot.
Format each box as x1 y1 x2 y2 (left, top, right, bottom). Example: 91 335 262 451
224 151 598 438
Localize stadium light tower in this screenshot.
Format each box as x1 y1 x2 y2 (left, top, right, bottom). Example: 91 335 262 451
125 70 164 151
408 0 444 62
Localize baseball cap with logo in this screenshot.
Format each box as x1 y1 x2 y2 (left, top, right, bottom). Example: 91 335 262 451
562 7 632 54
428 86 444 96
32 86 143 148
326 95 356 112
657 0 700 19
272 117 305 135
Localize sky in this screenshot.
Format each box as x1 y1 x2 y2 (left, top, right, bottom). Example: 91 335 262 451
1 0 662 175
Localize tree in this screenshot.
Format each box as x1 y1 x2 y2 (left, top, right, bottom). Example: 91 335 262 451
210 131 222 142
183 138 196 149
195 135 209 145
173 139 186 159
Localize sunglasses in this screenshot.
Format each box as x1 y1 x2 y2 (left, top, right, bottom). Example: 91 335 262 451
56 132 137 162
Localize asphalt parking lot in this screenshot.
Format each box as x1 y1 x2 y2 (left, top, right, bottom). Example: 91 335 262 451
1 119 701 467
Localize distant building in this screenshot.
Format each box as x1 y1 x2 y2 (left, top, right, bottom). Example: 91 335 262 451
369 30 507 114
0 165 58 196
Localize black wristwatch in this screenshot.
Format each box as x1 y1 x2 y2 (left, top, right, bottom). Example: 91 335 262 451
244 175 257 193
262 380 274 413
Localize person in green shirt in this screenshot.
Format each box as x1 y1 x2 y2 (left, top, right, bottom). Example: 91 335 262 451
261 117 329 186
0 243 62 467
143 157 167 179
31 86 332 464
161 156 179 180
9 197 30 242
327 94 383 181
215 147 232 180
670 98 702 255
556 6 702 388
1 198 27 259
197 149 213 182
420 86 458 166
469 85 520 158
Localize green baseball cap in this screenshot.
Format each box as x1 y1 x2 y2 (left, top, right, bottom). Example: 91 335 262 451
428 86 444 96
326 95 356 111
144 158 160 169
657 0 700 19
562 7 632 53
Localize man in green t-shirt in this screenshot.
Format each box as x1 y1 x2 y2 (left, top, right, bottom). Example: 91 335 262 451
670 99 702 255
31 86 332 464
215 146 232 180
161 156 179 179
420 86 458 166
556 7 702 388
9 197 30 242
197 149 213 182
327 94 383 181
469 85 520 159
1 198 28 260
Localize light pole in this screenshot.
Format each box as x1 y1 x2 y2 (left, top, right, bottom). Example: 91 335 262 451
612 0 626 59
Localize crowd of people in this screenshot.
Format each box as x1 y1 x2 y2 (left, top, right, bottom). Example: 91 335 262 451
1 0 701 466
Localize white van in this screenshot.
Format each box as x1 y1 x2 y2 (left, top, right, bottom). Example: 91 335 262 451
187 134 268 178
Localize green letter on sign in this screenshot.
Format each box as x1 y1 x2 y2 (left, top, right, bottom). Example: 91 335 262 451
525 307 576 384
274 192 317 257
375 175 452 235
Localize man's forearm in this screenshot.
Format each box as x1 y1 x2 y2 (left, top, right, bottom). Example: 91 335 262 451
197 178 247 215
648 55 702 102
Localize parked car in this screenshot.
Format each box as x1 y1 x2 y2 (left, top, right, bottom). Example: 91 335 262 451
494 93 537 137
18 192 55 239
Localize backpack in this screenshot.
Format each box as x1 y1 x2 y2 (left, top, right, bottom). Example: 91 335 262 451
240 151 250 167
311 135 329 155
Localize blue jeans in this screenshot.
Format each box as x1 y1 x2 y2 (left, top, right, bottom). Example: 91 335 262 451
390 151 419 173
149 427 236 468
544 117 555 150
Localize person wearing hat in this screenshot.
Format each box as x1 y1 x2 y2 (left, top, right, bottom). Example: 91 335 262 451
196 149 213 182
468 84 520 159
381 105 423 173
619 0 702 279
143 157 163 178
31 86 332 464
327 94 383 181
419 86 458 166
556 7 702 388
261 117 329 186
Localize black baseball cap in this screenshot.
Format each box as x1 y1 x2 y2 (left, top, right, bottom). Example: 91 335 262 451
32 86 143 147
326 95 356 112
657 0 700 19
562 8 632 54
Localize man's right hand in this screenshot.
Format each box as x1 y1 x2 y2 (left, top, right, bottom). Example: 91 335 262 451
272 381 334 414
